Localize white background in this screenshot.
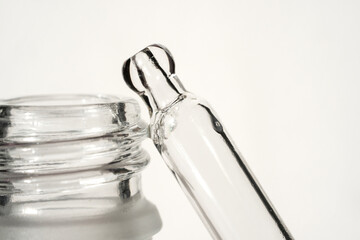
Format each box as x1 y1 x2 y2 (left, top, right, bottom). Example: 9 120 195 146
1 1 360 239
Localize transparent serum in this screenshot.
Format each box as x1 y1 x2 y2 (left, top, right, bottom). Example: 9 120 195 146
123 44 293 240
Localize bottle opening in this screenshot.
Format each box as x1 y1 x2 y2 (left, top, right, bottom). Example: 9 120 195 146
2 94 123 107
0 94 143 145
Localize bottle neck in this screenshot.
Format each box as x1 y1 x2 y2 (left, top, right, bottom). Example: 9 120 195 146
0 95 149 218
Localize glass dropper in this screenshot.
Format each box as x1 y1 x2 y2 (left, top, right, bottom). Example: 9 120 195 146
123 44 293 240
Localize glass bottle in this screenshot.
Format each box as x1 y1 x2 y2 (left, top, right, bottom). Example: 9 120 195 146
0 94 162 240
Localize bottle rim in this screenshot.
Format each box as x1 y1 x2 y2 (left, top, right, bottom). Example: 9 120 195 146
0 94 144 145
1 94 132 107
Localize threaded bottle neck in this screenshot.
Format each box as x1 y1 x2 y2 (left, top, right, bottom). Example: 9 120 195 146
0 95 149 218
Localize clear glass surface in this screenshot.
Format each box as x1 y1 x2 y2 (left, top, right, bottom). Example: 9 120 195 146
0 94 162 240
123 44 293 239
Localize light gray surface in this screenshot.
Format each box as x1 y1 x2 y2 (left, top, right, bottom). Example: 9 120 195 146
1 1 360 239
